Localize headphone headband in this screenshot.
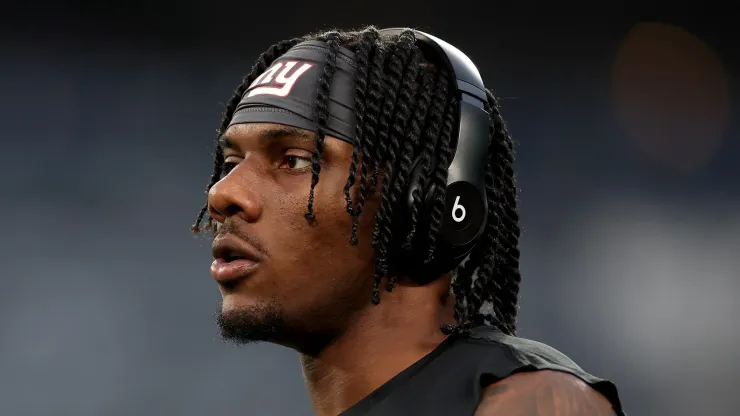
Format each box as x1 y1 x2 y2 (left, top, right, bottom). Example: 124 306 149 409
379 29 487 106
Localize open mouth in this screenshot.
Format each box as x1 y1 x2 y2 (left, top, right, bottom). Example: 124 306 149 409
211 234 263 285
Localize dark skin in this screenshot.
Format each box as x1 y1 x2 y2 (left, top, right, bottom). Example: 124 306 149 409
475 371 616 415
207 122 614 416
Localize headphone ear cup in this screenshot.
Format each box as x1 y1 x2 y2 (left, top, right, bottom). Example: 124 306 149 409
388 156 428 260
404 156 425 212
397 157 437 258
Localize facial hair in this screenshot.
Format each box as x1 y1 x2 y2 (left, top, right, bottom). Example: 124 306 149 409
216 300 284 345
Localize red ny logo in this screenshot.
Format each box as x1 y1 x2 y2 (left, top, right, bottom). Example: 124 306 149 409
247 61 314 98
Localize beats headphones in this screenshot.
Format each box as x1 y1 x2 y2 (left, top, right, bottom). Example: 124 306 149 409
378 28 491 283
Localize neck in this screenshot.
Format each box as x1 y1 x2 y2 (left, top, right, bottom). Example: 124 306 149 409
300 281 455 416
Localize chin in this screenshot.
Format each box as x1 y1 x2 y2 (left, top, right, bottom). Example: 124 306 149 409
215 301 336 354
217 299 284 345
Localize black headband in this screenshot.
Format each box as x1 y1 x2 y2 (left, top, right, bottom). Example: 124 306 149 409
228 41 359 144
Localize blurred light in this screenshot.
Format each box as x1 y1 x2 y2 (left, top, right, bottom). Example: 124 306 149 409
555 196 740 415
612 22 730 172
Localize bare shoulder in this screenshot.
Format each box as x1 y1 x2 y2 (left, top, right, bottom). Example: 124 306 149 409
475 370 616 416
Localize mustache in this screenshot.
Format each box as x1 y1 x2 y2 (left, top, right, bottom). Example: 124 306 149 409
213 222 268 255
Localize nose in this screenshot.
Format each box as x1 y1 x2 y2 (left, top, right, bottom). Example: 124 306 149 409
207 165 262 225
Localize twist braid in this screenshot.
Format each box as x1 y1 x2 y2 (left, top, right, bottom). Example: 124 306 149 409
424 71 456 263
356 39 388 252
305 31 341 224
377 33 425 291
369 31 418 299
401 59 434 250
486 90 521 334
344 28 380 244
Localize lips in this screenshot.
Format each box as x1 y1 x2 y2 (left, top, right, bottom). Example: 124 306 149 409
210 234 263 284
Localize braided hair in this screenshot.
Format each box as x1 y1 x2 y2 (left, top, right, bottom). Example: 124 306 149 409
192 27 522 336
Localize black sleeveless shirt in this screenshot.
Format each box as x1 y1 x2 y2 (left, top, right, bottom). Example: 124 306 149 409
341 326 625 415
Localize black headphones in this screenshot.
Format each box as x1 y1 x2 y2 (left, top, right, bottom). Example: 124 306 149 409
378 28 491 283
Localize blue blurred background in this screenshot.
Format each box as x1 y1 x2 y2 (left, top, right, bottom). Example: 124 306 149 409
1 2 738 415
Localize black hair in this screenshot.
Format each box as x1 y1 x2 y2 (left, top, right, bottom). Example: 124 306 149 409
192 26 522 336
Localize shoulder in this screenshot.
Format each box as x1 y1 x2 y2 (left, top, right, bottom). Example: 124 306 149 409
474 370 617 416
466 327 584 371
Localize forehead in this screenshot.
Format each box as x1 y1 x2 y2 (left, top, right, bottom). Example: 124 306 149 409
219 123 316 150
219 123 354 163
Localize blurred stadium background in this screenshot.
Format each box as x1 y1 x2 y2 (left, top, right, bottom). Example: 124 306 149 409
1 1 737 415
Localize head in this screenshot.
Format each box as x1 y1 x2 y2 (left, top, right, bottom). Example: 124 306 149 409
192 26 521 352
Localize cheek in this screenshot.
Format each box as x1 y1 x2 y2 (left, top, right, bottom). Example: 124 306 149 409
264 173 372 280
311 171 381 248
281 177 378 280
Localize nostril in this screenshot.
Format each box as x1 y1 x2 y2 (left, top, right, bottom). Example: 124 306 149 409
207 204 224 222
223 203 243 217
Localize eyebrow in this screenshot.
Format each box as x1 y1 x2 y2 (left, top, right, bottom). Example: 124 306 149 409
218 125 316 151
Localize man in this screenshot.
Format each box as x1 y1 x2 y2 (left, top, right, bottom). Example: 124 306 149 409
192 26 625 415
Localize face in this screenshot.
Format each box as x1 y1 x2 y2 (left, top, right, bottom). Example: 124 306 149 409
207 123 379 351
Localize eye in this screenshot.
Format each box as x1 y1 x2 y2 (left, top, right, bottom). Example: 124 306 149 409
222 161 238 175
279 155 313 170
